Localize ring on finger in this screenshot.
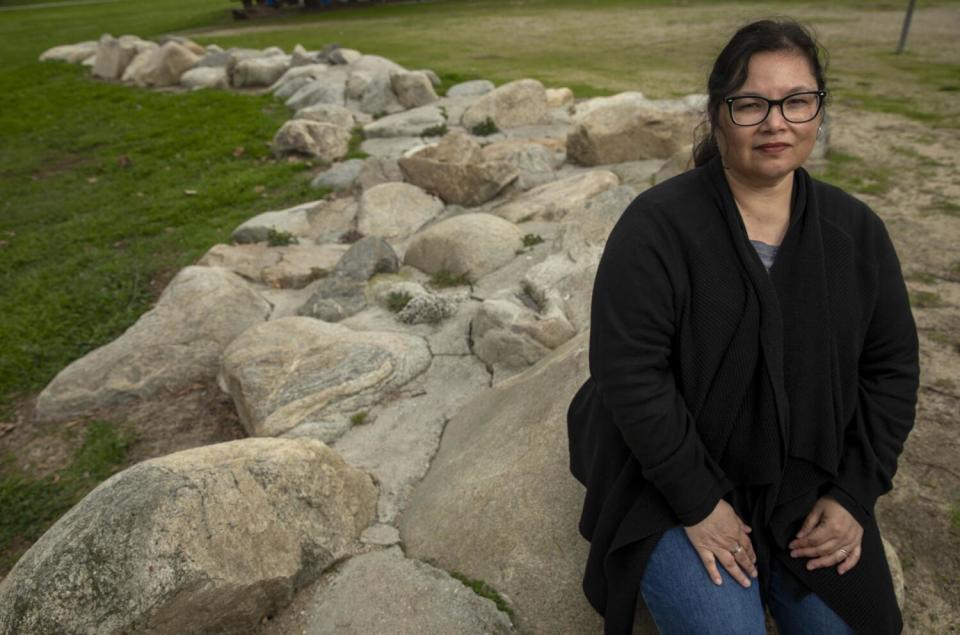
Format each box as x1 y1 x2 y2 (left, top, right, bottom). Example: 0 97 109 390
837 547 849 560
732 543 742 555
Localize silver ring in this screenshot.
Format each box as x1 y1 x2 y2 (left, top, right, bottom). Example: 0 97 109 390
732 543 743 555
838 548 849 559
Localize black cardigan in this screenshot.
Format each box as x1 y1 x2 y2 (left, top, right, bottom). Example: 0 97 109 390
567 155 919 634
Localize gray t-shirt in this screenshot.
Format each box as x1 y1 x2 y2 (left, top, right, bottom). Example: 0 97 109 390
749 239 779 271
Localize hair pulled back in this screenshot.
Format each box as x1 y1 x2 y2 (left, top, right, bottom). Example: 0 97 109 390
693 19 828 167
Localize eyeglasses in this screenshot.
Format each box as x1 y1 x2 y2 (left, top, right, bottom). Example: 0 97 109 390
724 90 827 126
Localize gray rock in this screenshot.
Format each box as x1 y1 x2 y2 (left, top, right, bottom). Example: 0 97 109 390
357 182 444 240
39 41 98 64
220 317 431 437
272 120 351 162
291 43 321 67
446 79 495 97
285 71 348 110
194 50 233 69
491 170 620 223
391 71 439 108
120 45 158 83
34 266 270 422
396 294 461 325
461 79 548 130
311 158 366 192
294 102 355 129
546 87 574 108
398 131 518 206
360 524 401 546
91 33 139 79
131 41 200 88
297 274 368 322
403 213 523 282
303 548 515 634
329 47 361 65
557 184 637 248
0 438 377 635
179 66 228 90
399 333 656 634
231 55 290 88
270 63 329 94
567 94 699 165
334 354 490 523
196 242 346 290
604 158 664 191
359 137 427 160
357 71 405 116
231 200 322 244
363 105 446 138
653 144 695 184
413 68 441 87
336 235 400 281
356 157 406 191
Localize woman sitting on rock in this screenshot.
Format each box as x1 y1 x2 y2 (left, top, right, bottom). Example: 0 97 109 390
567 18 919 635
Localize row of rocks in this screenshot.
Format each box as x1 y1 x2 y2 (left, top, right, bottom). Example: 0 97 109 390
9 36 845 635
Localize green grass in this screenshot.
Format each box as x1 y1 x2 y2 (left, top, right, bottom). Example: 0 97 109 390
349 411 368 426
0 420 136 574
813 150 892 196
267 228 299 246
909 289 946 309
385 290 413 312
428 269 471 288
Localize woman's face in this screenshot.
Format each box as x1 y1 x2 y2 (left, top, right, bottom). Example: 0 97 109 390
715 49 822 187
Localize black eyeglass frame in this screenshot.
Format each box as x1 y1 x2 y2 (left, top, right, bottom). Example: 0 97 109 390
724 90 827 127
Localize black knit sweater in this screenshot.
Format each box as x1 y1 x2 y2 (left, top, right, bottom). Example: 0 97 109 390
567 155 920 634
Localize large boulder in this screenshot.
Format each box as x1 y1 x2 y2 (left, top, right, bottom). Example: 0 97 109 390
403 213 524 281
39 41 98 64
196 242 348 289
231 55 290 88
0 438 377 635
91 34 139 80
567 95 699 165
302 546 514 634
179 66 228 90
357 157 406 191
311 158 366 192
400 333 639 633
272 120 351 162
447 79 495 97
231 199 322 244
357 182 444 240
461 79 548 130
285 70 348 110
491 170 620 223
391 71 438 108
296 236 400 322
220 317 432 438
294 102 355 129
133 41 200 88
34 266 270 422
119 43 159 83
398 131 518 206
363 105 446 138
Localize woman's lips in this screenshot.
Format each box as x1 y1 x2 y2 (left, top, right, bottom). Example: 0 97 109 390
756 143 790 154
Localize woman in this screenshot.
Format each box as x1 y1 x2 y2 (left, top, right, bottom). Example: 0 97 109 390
567 19 919 635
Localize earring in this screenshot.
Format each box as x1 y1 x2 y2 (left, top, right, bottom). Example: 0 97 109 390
816 125 823 139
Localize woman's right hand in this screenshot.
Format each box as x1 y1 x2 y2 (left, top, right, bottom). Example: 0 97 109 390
683 498 758 587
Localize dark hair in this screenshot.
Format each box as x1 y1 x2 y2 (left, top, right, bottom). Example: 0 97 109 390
693 19 828 167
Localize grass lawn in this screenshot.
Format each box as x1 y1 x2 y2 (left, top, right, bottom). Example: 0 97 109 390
0 0 958 578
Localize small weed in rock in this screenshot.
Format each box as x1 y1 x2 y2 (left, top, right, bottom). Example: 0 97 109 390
339 229 364 244
450 571 514 619
267 228 298 247
522 233 544 247
429 270 471 288
386 291 413 312
471 117 499 136
422 124 449 137
346 127 369 160
350 412 369 426
517 213 535 223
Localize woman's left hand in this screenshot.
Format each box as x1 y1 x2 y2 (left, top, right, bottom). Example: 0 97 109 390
788 495 863 574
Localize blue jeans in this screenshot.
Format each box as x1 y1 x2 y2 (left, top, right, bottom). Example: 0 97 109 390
639 526 855 635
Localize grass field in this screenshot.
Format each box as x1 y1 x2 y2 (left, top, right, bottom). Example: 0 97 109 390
1 0 959 620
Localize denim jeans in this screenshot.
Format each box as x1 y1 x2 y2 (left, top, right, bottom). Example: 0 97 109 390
639 526 855 635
